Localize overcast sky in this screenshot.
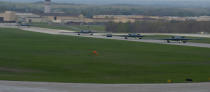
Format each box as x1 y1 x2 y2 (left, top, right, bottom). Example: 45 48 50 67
0 0 210 4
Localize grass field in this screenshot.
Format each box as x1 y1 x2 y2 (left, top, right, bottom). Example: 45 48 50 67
31 22 105 32
0 28 210 83
188 37 210 44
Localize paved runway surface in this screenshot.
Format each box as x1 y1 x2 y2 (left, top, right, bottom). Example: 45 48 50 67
0 81 210 92
20 27 210 48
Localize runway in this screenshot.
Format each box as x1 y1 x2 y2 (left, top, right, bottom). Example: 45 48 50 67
20 27 210 48
0 80 209 92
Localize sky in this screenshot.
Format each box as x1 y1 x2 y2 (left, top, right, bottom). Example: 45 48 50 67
0 0 210 4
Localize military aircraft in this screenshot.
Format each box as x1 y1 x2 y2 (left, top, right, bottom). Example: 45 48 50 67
76 30 95 35
106 33 144 39
18 22 31 27
162 36 197 43
60 30 96 35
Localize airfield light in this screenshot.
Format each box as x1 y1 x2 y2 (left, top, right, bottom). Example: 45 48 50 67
167 80 172 83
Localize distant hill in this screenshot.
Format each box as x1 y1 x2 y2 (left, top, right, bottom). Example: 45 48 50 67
0 0 210 5
0 0 210 9
1 0 210 17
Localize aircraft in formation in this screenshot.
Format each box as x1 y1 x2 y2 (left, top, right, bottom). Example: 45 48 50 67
106 34 199 43
60 30 201 43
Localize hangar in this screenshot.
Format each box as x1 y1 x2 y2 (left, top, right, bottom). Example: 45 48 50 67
0 17 3 22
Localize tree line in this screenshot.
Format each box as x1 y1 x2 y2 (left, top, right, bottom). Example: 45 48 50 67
106 21 210 33
1 1 210 17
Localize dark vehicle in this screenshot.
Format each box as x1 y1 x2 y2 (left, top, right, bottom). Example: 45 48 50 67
162 36 197 43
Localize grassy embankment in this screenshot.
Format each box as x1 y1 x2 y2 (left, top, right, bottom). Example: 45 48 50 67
0 28 210 83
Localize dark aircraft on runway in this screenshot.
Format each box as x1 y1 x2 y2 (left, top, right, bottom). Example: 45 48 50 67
18 22 31 27
162 36 197 43
60 30 96 35
76 30 95 35
106 33 144 39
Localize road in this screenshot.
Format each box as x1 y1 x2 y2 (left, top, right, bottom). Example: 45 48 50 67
0 81 210 92
20 27 210 48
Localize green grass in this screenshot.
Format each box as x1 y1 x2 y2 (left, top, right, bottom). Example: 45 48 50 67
188 37 210 44
72 25 105 32
0 28 210 83
31 22 105 32
143 35 171 39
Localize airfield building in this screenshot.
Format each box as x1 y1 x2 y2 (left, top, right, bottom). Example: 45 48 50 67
2 0 210 24
0 11 17 23
40 13 92 24
16 13 46 23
